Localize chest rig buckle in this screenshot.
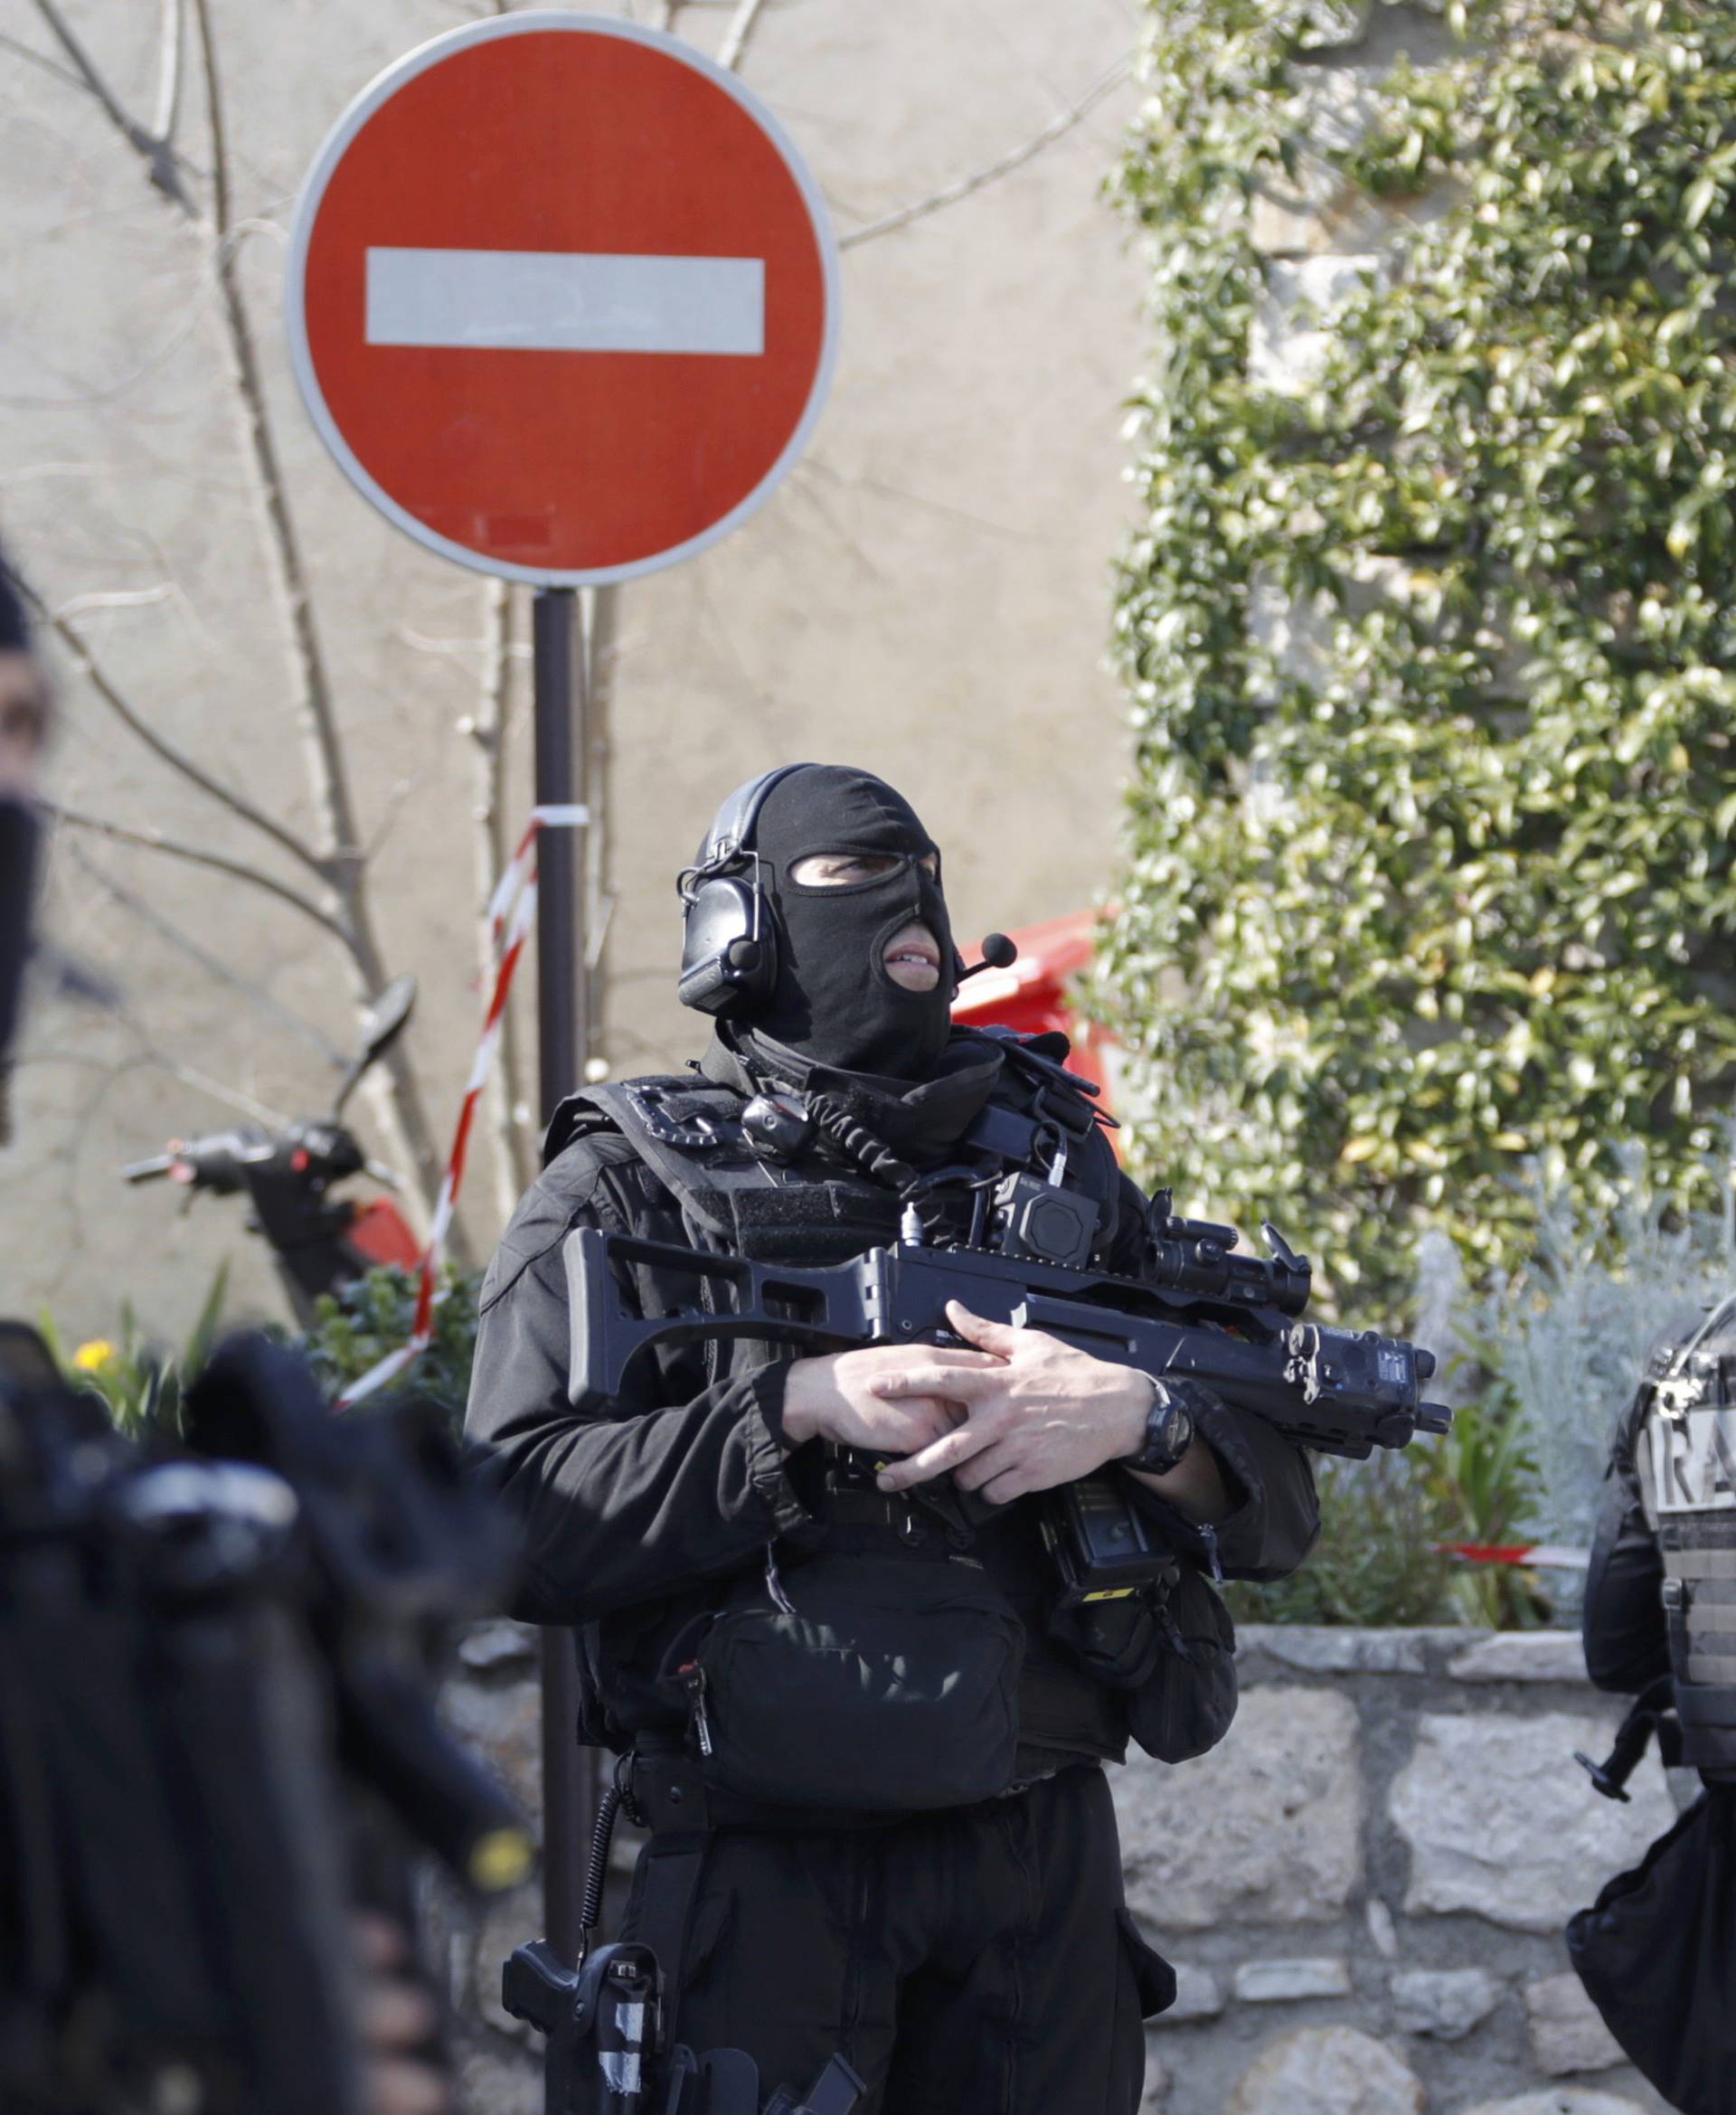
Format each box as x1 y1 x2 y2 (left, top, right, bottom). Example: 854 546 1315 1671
624 1082 743 1152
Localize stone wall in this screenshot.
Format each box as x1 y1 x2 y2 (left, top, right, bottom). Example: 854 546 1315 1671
438 1622 1685 2114
1120 1627 1680 2115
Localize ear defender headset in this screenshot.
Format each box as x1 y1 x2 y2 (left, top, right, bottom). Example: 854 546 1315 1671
675 764 816 1017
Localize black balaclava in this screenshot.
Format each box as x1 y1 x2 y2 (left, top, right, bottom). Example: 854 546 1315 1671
744 765 956 1081
0 548 38 1068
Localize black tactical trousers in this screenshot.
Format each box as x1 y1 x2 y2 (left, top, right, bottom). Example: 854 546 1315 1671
621 1763 1172 2115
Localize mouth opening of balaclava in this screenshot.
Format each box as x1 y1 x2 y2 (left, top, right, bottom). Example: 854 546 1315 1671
743 765 955 1081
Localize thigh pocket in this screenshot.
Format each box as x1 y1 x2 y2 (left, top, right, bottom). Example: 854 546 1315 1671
682 1887 737 1995
1115 1908 1176 2020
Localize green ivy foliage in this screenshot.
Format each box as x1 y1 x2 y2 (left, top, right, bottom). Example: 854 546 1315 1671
1099 0 1736 1314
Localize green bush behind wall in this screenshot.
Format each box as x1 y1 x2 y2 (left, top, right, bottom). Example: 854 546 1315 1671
1099 0 1736 1317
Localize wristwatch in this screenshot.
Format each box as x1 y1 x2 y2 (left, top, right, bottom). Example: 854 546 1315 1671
1125 1374 1196 1477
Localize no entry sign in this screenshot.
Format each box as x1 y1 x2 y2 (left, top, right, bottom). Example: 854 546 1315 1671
286 14 840 585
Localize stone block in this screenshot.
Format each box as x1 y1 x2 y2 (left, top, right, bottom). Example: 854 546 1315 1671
1139 2050 1172 2111
442 1676 545 1842
1388 1712 1676 1931
1248 554 1416 695
1364 1898 1399 1959
1250 255 1384 394
1241 1626 1448 1676
1391 1967 1501 2041
1524 1974 1626 2076
1244 61 1401 258
1250 180 1398 259
1233 1957 1352 2003
1117 1687 1363 1931
1225 2026 1424 2115
456 2044 542 2115
1458 2096 1646 2115
472 1883 544 2039
1156 1963 1226 2025
1448 1633 1588 1685
457 1619 540 1673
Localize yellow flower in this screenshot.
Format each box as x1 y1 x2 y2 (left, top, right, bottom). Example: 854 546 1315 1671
72 1339 116 1372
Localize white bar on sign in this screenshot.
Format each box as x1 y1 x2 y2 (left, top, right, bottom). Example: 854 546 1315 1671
364 247 765 356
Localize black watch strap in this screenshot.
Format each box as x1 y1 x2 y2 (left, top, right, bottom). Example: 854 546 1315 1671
1127 1374 1195 1477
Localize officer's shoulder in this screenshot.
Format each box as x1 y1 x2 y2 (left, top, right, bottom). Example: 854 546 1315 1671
964 1026 1113 1140
480 1073 699 1309
1638 1292 1736 1380
963 1024 1091 1096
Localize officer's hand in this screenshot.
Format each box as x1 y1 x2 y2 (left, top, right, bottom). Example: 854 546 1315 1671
868 1302 1154 1506
353 1912 451 2115
779 1344 995 1456
0 647 49 798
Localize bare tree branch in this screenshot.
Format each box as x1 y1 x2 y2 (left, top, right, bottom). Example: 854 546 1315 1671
838 56 1132 251
30 0 196 213
189 0 351 873
22 575 332 882
187 0 454 1246
65 839 345 1070
42 802 354 946
715 0 769 72
153 0 185 146
0 30 88 94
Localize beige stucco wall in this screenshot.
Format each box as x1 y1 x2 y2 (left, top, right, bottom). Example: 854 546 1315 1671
1 0 1146 1339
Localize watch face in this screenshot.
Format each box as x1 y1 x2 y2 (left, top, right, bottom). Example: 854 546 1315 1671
1139 1391 1192 1472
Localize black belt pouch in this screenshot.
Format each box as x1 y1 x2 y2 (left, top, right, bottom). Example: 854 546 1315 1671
675 1552 1025 1812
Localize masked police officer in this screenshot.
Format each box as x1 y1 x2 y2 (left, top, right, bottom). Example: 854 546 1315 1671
1570 1297 1736 2114
0 543 456 2115
466 764 1320 2114
0 543 50 1093
1583 1292 1736 1771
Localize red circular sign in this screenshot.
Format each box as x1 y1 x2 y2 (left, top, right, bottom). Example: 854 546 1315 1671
287 14 839 585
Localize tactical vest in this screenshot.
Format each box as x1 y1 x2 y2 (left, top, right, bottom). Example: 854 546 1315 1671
546 1034 1123 1275
550 1038 1133 1769
1635 1298 1736 1773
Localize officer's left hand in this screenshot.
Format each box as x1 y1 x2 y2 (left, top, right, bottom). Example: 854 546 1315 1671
868 1302 1153 1506
353 1912 451 2115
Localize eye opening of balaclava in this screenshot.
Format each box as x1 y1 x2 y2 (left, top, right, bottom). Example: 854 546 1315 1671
742 764 956 1081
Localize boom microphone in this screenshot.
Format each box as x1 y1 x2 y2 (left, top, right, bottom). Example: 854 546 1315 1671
958 933 1018 981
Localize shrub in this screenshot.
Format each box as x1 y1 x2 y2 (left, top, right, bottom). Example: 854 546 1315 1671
1099 0 1736 1317
300 1265 481 1429
39 1263 481 1436
1461 1145 1736 1551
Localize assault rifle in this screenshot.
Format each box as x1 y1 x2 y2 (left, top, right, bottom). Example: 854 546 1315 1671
563 1212 1450 1462
0 1326 529 2115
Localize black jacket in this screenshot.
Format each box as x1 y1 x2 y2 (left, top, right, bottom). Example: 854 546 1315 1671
465 1045 1319 1760
1583 1383 1672 1698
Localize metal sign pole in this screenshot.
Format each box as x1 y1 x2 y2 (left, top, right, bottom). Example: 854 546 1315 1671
532 584 596 1969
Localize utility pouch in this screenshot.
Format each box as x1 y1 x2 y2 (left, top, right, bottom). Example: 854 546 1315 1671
670 1552 1025 1812
1123 1564 1239 1765
1045 1588 1166 1689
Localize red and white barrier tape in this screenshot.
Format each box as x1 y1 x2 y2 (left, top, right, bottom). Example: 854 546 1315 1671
335 804 588 1410
1439 1541 1590 1571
